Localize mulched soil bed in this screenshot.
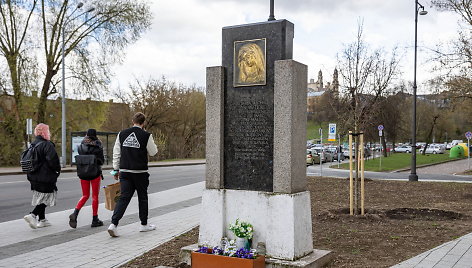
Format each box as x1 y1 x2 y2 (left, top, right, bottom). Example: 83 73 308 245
120 177 472 268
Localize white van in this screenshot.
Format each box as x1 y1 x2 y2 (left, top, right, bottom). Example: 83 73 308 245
447 140 463 150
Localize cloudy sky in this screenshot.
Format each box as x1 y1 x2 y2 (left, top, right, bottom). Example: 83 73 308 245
110 0 461 94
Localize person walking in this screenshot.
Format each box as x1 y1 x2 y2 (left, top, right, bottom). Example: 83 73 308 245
69 129 105 228
107 112 158 237
23 123 61 229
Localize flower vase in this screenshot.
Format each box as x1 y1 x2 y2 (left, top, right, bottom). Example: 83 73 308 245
235 237 249 250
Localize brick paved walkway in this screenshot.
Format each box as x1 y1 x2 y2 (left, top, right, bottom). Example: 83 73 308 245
0 182 204 268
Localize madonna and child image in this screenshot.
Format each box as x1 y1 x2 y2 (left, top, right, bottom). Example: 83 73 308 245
234 38 266 87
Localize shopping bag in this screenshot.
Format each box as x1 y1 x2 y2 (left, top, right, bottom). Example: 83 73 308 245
103 182 121 211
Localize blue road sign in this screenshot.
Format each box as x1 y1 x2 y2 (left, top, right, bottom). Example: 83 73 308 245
466 131 472 140
378 125 384 131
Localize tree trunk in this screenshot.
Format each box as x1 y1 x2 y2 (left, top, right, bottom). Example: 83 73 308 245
37 68 57 123
6 55 22 120
382 135 388 157
422 115 439 156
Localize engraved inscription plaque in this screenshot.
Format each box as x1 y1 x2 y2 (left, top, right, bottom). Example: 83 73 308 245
234 38 266 87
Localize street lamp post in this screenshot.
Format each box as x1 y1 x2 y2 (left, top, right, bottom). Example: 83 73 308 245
409 0 428 181
268 0 275 21
61 2 94 167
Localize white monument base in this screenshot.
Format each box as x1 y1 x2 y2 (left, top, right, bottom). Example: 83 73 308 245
198 189 313 261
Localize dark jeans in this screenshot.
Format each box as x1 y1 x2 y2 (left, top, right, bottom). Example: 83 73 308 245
31 203 47 220
111 172 150 226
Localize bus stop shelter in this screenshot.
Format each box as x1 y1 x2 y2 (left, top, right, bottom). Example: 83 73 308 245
71 131 118 165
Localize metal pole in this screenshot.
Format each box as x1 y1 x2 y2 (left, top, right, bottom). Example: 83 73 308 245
61 22 66 168
409 0 420 181
338 134 341 168
268 0 275 21
379 136 382 171
320 128 323 177
468 138 470 170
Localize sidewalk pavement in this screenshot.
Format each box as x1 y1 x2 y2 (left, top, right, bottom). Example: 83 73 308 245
392 233 472 268
0 181 205 268
0 159 206 176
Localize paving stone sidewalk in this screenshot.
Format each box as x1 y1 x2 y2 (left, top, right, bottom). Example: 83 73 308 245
401 158 471 176
0 182 204 268
392 233 472 268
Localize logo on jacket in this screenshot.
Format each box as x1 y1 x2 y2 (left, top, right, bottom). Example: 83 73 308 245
123 132 140 148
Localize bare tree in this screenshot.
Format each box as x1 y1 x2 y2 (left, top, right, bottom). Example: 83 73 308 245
34 0 152 123
0 0 38 119
431 0 471 98
336 20 401 214
337 21 401 134
122 78 206 160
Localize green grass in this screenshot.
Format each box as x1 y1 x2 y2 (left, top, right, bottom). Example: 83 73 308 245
307 121 323 140
333 153 462 172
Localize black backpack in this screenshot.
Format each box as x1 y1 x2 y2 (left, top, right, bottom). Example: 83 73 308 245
20 142 44 173
75 143 100 180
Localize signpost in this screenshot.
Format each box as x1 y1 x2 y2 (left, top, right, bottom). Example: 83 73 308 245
338 133 341 168
319 128 323 177
26 118 33 146
328 123 336 141
378 125 384 171
26 118 33 135
466 131 472 170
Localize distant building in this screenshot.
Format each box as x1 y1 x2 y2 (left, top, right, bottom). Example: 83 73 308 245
307 68 339 110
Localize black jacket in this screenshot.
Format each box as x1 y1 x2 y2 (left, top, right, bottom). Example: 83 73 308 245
78 136 105 179
27 136 61 193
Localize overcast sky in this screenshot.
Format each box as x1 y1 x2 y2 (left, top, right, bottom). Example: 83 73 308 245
110 0 461 94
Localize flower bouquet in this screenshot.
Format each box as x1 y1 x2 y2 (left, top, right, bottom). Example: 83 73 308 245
229 218 253 249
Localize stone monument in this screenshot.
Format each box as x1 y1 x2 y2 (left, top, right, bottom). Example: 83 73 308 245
182 15 332 268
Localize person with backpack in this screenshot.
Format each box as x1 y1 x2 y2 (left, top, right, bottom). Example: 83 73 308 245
23 123 61 229
107 112 158 237
69 129 105 228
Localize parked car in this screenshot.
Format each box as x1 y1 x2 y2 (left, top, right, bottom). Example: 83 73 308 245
419 144 446 154
322 148 335 162
342 146 371 159
306 149 321 165
311 148 330 163
393 145 413 153
326 146 345 161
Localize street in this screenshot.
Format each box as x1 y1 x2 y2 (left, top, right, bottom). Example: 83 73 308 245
3 162 472 224
0 165 205 223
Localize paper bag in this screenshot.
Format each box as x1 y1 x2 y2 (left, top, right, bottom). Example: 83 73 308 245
104 182 121 211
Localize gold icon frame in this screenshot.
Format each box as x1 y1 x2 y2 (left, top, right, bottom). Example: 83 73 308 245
233 38 267 87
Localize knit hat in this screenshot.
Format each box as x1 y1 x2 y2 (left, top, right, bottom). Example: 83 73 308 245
86 129 97 139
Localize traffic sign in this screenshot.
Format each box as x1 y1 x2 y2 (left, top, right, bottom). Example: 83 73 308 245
26 118 33 135
466 131 472 140
378 125 384 131
379 130 383 137
328 123 336 141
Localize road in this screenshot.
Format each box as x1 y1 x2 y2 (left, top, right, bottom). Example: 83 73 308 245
307 161 472 182
0 165 205 223
2 162 472 223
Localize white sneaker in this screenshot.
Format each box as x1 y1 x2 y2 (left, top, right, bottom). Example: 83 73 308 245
37 219 51 228
108 224 119 237
23 214 37 229
140 224 156 232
